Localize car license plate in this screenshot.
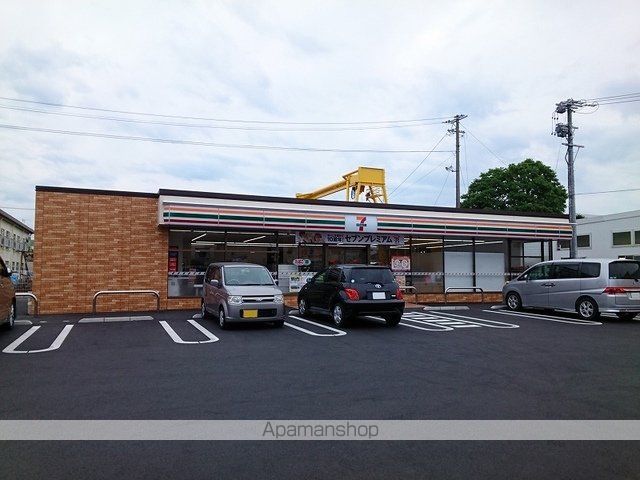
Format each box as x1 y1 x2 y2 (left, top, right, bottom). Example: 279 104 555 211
629 292 640 300
372 292 386 300
242 309 258 318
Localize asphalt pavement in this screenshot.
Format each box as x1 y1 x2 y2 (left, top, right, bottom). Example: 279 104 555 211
1 306 639 479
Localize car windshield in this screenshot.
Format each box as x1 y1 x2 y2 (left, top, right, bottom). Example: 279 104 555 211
347 268 395 284
224 266 274 286
609 261 640 280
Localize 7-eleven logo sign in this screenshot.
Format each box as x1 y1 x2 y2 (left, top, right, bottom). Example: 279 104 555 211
346 215 378 233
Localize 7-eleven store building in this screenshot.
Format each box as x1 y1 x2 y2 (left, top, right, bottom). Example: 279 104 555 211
33 186 571 314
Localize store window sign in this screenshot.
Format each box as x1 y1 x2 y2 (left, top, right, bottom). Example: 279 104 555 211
345 215 378 232
391 256 411 272
296 232 404 245
293 258 312 267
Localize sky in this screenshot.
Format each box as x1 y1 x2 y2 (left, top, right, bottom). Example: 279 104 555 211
1 0 639 229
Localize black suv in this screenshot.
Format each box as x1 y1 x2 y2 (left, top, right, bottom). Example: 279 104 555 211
297 265 405 327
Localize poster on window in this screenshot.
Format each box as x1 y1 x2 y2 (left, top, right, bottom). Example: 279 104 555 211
391 255 411 272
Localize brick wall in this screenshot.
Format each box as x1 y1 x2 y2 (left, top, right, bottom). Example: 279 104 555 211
33 191 168 314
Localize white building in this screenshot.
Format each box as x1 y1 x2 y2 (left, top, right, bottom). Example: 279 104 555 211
556 209 640 260
0 208 34 274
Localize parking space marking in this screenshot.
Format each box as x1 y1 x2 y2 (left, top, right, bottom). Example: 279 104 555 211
398 311 519 332
485 309 603 325
285 316 347 337
159 320 220 344
434 312 520 329
2 325 74 354
399 312 457 331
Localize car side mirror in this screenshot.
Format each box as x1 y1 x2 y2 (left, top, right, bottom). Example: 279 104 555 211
306 278 312 283
274 279 279 285
209 279 219 287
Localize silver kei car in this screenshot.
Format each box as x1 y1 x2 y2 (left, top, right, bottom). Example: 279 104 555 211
201 262 286 329
502 258 640 321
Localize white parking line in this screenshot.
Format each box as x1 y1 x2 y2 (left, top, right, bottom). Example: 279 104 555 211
400 321 454 332
484 309 602 325
434 312 520 329
2 325 74 354
285 315 347 337
159 320 220 344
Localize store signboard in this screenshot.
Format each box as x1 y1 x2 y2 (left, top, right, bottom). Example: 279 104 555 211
296 232 404 246
345 215 378 233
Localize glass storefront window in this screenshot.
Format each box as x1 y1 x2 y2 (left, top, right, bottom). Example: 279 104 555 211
411 237 444 293
475 239 507 291
444 238 474 288
510 240 547 276
168 230 226 297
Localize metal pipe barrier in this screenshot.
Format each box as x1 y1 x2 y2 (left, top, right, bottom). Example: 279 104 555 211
400 286 417 293
16 292 39 316
444 287 484 304
92 290 160 314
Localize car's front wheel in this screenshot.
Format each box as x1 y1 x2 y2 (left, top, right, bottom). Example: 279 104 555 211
505 292 522 311
331 303 350 327
218 308 228 330
3 302 15 330
298 297 308 317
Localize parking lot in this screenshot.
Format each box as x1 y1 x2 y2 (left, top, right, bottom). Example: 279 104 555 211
1 305 640 479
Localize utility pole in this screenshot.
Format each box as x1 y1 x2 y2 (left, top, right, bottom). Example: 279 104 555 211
554 99 594 259
444 114 467 208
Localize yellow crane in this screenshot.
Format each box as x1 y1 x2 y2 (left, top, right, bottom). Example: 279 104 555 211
296 166 389 203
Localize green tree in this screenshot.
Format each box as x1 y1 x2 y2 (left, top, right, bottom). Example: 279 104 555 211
460 159 567 213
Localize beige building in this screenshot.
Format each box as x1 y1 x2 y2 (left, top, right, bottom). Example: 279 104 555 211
0 208 34 275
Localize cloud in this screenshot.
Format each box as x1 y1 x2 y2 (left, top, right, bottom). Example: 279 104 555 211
0 0 639 230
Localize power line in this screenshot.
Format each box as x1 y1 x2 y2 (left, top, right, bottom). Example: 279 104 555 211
584 92 640 102
390 132 448 195
461 124 509 166
596 98 640 106
434 170 450 205
463 132 469 190
393 153 453 199
0 95 453 125
0 123 454 154
576 187 640 196
0 104 448 132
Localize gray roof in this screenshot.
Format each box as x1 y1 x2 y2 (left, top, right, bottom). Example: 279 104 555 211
0 208 34 234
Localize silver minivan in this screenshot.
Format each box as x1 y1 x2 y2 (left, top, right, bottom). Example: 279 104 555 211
201 262 285 329
503 258 640 320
